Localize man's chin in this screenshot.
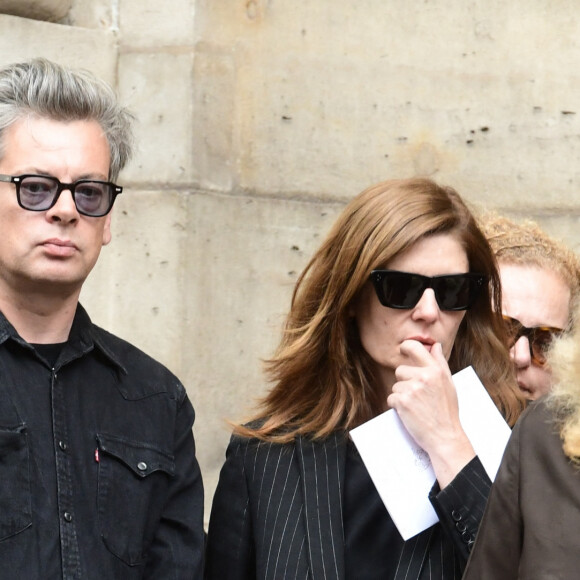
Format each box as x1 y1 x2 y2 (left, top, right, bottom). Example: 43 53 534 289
19 271 87 297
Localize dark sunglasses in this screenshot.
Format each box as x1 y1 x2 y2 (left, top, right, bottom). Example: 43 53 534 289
502 315 563 367
0 174 122 217
370 270 486 311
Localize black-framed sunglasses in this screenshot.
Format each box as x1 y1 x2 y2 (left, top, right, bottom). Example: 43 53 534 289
502 315 563 367
0 174 122 217
370 270 486 311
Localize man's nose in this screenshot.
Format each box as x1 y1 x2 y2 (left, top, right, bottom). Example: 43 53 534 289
511 335 532 368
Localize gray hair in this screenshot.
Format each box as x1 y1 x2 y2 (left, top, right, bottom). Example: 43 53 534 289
0 58 134 181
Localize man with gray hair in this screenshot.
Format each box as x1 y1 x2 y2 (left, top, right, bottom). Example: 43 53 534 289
0 59 203 578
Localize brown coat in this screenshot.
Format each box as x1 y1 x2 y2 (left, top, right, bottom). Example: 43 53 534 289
463 398 580 579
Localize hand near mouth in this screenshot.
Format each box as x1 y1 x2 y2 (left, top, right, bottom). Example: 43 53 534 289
387 339 476 488
406 335 436 353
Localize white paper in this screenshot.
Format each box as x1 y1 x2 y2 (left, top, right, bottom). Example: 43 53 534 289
349 366 511 540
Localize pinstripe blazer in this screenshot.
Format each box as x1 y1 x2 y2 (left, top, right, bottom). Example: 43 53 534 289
205 431 490 580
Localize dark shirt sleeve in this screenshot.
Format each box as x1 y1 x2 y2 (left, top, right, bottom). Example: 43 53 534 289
428 456 491 567
205 437 256 580
462 422 523 579
144 392 205 579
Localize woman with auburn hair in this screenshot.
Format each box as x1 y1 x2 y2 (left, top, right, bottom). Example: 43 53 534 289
205 178 522 580
463 306 580 579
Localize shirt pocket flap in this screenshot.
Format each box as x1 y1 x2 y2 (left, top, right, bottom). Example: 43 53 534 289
96 433 175 478
0 425 27 455
0 425 32 540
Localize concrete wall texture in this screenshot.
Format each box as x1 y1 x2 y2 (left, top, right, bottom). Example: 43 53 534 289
1 0 580 524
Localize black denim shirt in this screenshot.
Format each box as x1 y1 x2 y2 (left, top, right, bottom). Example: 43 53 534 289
0 305 204 579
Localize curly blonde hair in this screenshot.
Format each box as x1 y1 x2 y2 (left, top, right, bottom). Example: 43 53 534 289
479 214 580 313
548 306 580 461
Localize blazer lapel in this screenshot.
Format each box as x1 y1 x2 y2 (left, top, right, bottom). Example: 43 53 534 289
296 432 346 580
393 527 433 580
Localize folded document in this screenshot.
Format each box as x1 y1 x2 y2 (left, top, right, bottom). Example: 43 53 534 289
349 366 511 540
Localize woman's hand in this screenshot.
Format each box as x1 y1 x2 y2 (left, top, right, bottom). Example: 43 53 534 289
386 339 475 488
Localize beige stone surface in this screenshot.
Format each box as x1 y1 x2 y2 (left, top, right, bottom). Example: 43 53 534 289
119 0 195 47
193 1 580 209
0 0 72 22
118 52 195 184
191 45 236 191
0 15 117 83
67 0 113 29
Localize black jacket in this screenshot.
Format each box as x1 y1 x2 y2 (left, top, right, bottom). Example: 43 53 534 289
0 305 204 579
205 431 489 579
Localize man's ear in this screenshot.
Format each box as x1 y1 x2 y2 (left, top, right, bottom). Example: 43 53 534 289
102 210 113 246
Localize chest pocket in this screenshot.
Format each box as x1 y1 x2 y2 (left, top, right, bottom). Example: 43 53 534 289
96 433 175 566
0 425 32 541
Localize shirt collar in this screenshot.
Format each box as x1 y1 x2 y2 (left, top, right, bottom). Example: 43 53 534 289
0 304 127 375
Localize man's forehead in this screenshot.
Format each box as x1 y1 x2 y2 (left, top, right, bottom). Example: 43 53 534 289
500 262 571 328
0 117 111 178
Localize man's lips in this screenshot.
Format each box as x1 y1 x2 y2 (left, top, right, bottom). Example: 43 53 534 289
41 238 78 257
517 379 533 396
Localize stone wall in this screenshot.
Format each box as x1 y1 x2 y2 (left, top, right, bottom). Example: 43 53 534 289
1 0 580 525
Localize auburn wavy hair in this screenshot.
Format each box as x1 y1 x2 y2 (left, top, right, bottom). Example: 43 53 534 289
235 178 523 442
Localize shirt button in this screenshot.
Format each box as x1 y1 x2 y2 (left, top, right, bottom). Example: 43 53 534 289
59 441 68 451
137 461 148 472
63 512 73 523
